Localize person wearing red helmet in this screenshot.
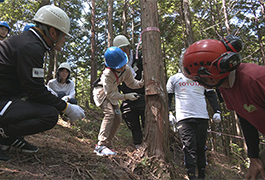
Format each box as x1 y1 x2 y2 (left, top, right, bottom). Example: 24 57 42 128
182 35 265 179
93 46 144 156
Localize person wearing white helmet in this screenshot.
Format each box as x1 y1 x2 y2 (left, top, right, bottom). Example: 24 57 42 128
93 46 144 156
47 62 77 104
0 5 84 161
113 35 145 149
0 21 11 40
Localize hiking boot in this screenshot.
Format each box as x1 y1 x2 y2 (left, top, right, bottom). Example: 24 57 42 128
93 145 117 156
135 144 141 150
0 136 38 153
0 148 10 161
187 167 197 180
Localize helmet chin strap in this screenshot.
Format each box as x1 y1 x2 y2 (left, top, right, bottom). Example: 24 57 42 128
39 24 63 50
197 77 227 89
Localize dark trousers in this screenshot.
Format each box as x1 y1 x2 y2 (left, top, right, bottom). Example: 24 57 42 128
120 98 145 145
177 119 208 170
0 98 58 137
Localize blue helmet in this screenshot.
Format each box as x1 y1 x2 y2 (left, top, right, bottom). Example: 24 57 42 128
23 23 35 32
0 21 11 33
104 46 128 69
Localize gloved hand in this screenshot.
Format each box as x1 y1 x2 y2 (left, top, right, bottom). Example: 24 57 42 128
169 112 177 132
124 93 139 101
63 103 85 121
139 71 144 87
62 96 70 102
213 111 221 123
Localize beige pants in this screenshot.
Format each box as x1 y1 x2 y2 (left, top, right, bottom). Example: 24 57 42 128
97 98 122 147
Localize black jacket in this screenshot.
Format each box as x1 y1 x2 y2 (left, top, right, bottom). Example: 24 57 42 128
0 28 66 111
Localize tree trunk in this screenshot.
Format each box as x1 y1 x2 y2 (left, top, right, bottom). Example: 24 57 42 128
140 0 169 160
183 0 194 46
90 0 97 104
122 0 128 36
108 0 113 47
222 0 231 34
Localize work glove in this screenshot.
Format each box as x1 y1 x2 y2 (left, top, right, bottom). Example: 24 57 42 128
124 93 139 101
62 96 70 102
213 110 221 123
139 71 144 87
169 112 177 132
63 103 85 121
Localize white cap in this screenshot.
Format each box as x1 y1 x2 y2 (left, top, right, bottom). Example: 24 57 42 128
58 62 71 72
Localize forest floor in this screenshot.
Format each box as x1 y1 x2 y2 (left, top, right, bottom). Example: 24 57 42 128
0 107 247 179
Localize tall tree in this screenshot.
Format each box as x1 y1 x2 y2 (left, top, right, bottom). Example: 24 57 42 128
140 0 169 161
108 0 113 47
90 0 97 104
183 0 194 46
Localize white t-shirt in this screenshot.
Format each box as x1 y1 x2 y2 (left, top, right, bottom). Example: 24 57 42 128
47 79 75 99
166 73 212 122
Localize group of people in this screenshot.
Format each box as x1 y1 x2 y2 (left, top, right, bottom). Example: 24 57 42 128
1 4 265 180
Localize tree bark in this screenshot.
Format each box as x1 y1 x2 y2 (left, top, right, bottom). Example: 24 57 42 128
90 0 97 104
108 0 113 47
140 0 169 160
183 0 194 46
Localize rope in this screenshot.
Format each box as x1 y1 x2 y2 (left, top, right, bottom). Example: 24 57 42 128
135 27 160 59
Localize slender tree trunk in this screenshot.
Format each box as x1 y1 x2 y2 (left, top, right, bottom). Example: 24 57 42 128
90 0 97 104
183 0 194 46
122 0 128 35
108 0 113 47
140 0 169 160
222 0 231 34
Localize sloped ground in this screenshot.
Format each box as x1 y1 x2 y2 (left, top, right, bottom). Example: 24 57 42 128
0 108 247 179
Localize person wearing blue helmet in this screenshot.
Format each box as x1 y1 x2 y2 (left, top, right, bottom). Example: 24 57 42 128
23 23 35 32
0 21 10 41
93 46 144 156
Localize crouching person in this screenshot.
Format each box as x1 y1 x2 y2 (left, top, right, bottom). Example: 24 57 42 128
0 5 85 161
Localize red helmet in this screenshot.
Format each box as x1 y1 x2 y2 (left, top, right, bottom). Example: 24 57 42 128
182 39 231 80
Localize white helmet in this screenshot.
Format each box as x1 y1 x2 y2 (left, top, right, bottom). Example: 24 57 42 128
113 35 130 48
33 5 71 37
58 62 71 72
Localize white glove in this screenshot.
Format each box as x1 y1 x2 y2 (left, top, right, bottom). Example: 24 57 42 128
124 93 139 101
169 112 177 132
139 71 144 87
63 103 85 121
213 111 221 123
62 96 70 102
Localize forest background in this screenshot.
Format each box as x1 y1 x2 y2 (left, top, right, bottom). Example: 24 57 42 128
0 0 264 179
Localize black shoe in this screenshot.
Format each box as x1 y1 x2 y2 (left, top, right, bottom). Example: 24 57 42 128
0 148 10 161
0 136 38 153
